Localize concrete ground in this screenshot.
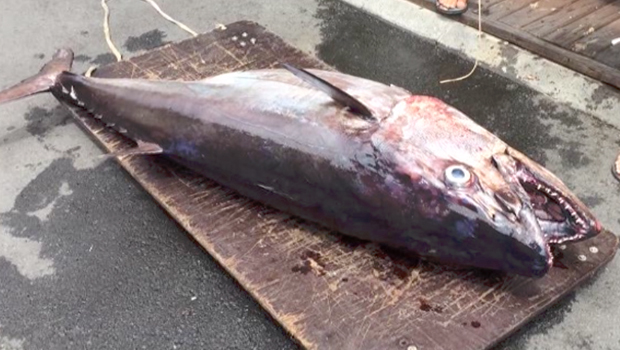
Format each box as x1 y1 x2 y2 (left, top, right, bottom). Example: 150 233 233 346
1 0 619 349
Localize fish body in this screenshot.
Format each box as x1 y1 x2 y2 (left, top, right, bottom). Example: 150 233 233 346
0 49 602 277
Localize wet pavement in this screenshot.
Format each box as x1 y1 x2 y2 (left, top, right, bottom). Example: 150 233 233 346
1 0 619 349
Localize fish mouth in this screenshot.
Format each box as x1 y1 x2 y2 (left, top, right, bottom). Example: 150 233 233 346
494 151 601 245
518 171 594 244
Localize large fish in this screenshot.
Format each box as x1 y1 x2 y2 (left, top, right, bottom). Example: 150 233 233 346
0 49 602 277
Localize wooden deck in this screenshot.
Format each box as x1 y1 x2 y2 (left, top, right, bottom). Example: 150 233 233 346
409 0 620 90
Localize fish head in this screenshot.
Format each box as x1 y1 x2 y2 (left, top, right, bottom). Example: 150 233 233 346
375 95 601 276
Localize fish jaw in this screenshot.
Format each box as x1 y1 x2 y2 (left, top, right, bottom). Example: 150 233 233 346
498 148 602 244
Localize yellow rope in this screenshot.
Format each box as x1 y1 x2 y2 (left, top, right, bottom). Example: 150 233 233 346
440 0 482 84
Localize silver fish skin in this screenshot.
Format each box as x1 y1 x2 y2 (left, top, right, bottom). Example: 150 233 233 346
0 49 602 277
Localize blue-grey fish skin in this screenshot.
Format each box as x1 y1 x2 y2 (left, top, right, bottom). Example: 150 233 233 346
0 50 602 277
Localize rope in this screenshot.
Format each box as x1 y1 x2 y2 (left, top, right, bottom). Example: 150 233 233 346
440 0 482 84
90 0 198 76
142 0 198 37
101 0 123 62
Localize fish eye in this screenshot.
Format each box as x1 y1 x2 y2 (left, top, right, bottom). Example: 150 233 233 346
445 165 472 187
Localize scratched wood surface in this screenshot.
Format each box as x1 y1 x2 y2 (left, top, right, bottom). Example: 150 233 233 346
62 21 618 350
407 0 620 90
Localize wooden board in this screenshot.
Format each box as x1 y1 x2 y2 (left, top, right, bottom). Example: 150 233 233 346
408 0 620 90
64 21 618 350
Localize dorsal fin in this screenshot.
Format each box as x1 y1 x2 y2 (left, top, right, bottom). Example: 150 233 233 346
282 63 375 121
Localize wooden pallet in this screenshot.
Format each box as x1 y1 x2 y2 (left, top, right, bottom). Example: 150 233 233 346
409 0 620 90
62 21 618 350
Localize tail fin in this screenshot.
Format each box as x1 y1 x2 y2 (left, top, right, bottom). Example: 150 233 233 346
0 48 74 105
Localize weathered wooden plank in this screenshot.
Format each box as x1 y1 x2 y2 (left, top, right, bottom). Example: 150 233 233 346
480 0 513 7
478 0 511 8
543 2 620 45
496 0 569 25
418 0 509 13
65 21 618 350
569 17 620 57
594 40 620 69
484 0 534 21
522 0 614 37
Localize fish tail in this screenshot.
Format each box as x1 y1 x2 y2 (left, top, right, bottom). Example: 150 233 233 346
0 48 74 105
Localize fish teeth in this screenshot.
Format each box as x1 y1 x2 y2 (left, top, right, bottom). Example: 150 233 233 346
535 182 587 229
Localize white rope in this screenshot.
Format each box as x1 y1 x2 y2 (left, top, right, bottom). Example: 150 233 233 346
440 0 482 84
101 0 123 62
142 0 198 37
